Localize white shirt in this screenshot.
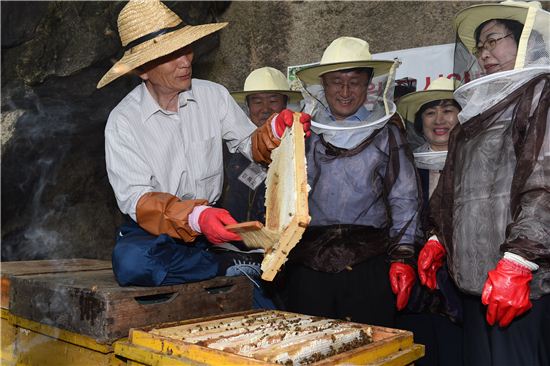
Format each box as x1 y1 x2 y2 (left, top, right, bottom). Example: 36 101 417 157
105 80 256 221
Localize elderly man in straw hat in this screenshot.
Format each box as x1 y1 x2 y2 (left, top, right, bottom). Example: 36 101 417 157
97 0 310 293
418 1 550 364
222 67 303 224
283 36 422 327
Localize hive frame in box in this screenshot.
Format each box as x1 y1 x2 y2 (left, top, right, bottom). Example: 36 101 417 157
114 310 425 365
227 113 310 281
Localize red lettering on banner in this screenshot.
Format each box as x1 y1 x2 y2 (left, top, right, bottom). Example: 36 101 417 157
447 73 461 81
425 74 469 90
424 77 431 90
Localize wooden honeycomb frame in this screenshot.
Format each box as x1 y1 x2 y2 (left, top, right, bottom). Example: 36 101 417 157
227 113 310 281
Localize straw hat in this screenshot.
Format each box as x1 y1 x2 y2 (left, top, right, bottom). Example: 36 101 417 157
97 0 228 88
454 0 541 54
397 77 456 123
296 37 395 84
231 67 303 104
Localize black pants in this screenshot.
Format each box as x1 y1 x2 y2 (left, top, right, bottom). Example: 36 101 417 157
396 312 463 366
284 254 396 327
463 293 550 366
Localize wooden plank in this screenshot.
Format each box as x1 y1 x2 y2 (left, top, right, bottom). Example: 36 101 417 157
121 336 267 365
364 344 425 366
12 326 127 366
1 259 111 309
1 259 112 277
9 271 253 344
8 312 115 353
1 311 16 365
115 342 203 366
315 328 414 365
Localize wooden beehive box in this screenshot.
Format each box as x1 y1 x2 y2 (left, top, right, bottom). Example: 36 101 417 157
8 269 253 344
1 258 112 310
115 310 424 365
1 259 115 365
227 114 311 281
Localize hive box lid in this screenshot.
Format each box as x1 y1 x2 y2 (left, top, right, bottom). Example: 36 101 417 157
9 270 253 344
1 259 112 309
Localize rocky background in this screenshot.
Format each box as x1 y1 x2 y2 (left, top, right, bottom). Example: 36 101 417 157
2 1 546 261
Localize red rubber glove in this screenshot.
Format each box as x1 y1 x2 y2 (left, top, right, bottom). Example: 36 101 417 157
274 109 311 138
389 262 416 311
198 208 242 245
481 258 532 327
418 239 446 290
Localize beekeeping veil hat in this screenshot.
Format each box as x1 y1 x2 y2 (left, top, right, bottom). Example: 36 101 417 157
231 67 303 104
296 36 399 149
397 77 456 123
452 0 550 122
97 0 227 88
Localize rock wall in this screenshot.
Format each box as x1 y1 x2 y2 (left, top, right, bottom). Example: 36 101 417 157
207 1 476 90
1 1 226 260
2 1 547 261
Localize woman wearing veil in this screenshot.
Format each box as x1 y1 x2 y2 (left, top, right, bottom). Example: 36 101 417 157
396 77 463 366
417 1 550 365
398 77 461 202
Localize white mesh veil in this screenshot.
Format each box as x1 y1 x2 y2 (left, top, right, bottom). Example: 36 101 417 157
296 61 399 149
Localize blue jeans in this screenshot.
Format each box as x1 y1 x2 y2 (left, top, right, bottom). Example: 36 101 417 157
112 219 275 309
113 220 218 286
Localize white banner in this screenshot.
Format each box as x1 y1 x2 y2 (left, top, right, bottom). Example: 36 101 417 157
372 43 457 91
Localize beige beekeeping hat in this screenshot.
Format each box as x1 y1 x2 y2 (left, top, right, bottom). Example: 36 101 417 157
296 36 395 84
454 0 541 53
397 77 456 123
97 0 227 88
231 67 303 104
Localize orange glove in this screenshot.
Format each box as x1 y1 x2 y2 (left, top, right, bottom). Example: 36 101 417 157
389 262 416 311
482 258 533 327
274 109 311 138
418 238 446 290
198 208 242 244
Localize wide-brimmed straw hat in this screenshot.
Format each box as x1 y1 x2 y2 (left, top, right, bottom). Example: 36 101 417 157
296 37 395 85
454 0 541 54
231 67 303 104
397 77 456 123
97 0 227 88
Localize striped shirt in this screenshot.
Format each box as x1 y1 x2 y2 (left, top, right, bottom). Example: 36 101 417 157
105 80 256 221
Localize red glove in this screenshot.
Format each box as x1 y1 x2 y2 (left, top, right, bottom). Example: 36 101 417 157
481 258 533 327
198 208 242 245
389 262 416 311
274 109 311 138
418 239 446 290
